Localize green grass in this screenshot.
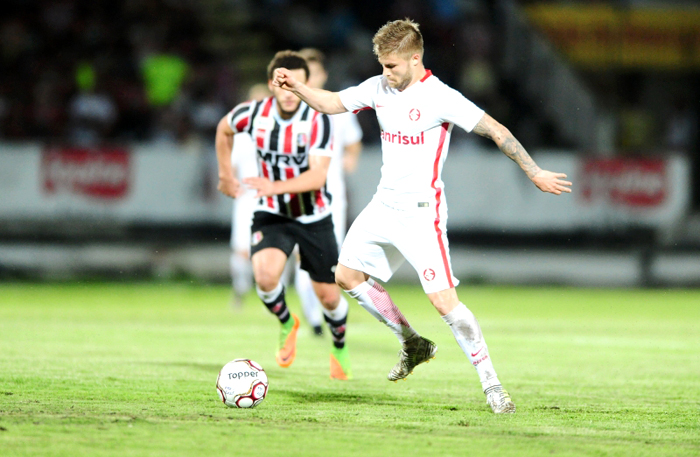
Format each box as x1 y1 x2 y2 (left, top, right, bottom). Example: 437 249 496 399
1 282 699 456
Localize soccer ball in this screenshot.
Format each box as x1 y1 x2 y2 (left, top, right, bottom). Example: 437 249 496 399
216 359 269 408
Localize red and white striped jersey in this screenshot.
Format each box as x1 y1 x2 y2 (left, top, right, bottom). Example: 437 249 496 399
227 96 334 224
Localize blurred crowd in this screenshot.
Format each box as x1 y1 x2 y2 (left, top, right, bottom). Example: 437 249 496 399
0 0 238 147
0 0 697 155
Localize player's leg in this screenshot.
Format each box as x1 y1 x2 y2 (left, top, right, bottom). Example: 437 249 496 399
336 263 436 381
294 261 324 335
296 215 350 379
403 207 514 413
250 212 299 368
429 288 515 414
311 280 351 380
230 199 254 308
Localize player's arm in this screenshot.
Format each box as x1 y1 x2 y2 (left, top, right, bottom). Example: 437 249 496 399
243 154 331 197
215 116 241 198
472 113 572 195
272 68 347 115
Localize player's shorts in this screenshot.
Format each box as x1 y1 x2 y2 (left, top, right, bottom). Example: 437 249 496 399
338 197 459 294
250 211 338 284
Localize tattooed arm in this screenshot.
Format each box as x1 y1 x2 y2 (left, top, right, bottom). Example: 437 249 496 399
472 113 572 195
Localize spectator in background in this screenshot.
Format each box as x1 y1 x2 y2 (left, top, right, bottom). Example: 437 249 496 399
140 44 190 109
67 62 118 146
665 98 698 153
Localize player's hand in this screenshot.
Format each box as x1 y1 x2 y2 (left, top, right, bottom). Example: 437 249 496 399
217 176 241 199
531 170 572 195
272 68 300 92
243 177 276 198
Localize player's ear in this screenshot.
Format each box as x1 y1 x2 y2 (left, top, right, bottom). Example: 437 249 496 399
267 79 274 92
410 53 420 67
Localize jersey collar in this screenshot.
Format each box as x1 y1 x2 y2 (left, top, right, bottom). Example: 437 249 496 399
420 69 433 83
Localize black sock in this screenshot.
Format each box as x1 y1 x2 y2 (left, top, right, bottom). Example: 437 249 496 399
258 285 290 324
324 313 347 349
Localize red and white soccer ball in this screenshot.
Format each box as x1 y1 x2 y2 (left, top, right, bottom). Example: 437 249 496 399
216 359 269 408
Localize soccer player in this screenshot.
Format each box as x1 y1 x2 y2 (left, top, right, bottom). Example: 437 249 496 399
294 48 363 336
272 19 572 413
229 83 271 309
216 51 352 380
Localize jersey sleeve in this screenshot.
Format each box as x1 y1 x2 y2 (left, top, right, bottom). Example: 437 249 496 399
226 100 255 134
308 112 334 157
338 76 381 113
439 86 485 133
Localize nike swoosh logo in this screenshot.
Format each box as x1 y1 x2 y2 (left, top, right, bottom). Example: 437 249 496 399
376 105 385 108
279 352 292 362
471 347 483 357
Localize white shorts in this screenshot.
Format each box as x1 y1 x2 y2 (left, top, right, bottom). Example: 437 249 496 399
338 197 459 294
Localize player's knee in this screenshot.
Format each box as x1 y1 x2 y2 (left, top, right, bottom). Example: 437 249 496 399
335 265 363 291
254 270 280 292
317 289 340 310
334 271 350 291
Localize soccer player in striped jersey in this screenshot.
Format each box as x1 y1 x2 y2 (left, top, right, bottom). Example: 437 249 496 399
273 20 572 412
216 51 351 380
294 48 363 337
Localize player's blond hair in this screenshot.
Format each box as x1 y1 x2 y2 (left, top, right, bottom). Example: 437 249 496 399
372 19 424 59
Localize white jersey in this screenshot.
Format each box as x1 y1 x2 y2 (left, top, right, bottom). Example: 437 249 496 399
338 71 484 208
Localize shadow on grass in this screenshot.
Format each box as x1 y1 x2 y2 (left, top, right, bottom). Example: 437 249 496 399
275 389 401 405
142 361 222 372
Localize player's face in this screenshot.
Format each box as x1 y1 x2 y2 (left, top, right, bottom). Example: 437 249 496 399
306 61 328 89
269 68 307 119
378 53 417 91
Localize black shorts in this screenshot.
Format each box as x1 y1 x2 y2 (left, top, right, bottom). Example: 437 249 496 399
250 211 338 284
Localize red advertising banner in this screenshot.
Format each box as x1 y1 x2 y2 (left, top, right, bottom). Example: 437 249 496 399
42 147 131 199
580 158 667 207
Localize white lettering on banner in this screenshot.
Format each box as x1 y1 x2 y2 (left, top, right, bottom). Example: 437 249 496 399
42 148 130 199
580 158 667 207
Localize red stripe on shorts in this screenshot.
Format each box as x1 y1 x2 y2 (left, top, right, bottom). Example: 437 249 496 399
431 122 453 289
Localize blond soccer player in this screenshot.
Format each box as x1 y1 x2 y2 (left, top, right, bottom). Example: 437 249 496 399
272 20 572 413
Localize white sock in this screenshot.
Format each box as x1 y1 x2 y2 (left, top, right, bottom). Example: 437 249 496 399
345 278 418 345
294 263 323 327
230 253 252 297
256 282 284 303
442 303 500 390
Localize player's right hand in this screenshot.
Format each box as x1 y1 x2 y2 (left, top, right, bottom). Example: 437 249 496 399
217 176 241 199
272 68 298 91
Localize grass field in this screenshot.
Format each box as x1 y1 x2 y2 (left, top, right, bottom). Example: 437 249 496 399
1 282 699 456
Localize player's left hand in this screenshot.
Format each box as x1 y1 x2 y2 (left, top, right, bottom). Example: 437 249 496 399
243 177 276 198
531 170 572 195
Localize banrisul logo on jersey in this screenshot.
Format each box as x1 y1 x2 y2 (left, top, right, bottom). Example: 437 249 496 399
380 130 424 145
42 147 130 199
